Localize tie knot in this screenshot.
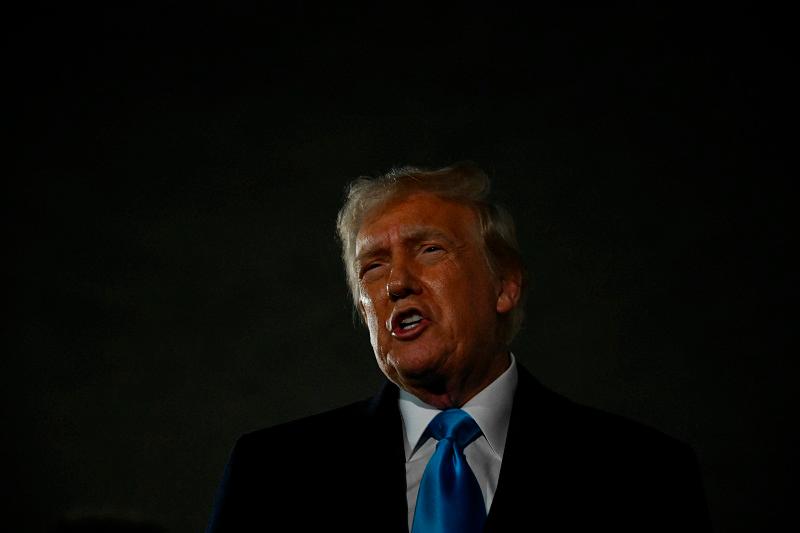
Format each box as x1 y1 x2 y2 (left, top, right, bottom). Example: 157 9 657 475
426 409 482 449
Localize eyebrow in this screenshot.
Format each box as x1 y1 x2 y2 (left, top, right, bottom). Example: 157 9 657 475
355 226 457 264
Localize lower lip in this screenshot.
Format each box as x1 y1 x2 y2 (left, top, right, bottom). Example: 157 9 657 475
392 318 431 340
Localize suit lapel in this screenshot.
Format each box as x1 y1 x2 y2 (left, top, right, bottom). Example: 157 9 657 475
484 364 564 532
362 381 409 533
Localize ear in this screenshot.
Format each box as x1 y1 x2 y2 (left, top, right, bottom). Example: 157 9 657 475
495 264 523 315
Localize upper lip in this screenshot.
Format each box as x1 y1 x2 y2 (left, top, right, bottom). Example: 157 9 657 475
387 306 429 332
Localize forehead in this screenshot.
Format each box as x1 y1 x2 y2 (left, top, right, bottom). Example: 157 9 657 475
355 193 480 253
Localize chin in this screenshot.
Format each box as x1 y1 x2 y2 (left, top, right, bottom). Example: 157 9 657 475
385 345 448 386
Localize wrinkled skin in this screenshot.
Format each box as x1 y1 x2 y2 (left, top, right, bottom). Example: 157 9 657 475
355 193 522 408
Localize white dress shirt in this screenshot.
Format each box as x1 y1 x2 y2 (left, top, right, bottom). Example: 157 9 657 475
398 353 518 531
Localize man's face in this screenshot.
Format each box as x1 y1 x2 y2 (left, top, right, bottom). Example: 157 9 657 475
355 193 519 407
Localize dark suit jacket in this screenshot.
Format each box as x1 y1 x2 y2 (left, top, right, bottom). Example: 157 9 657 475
207 364 711 532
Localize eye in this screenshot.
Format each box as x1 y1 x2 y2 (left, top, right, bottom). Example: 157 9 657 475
359 262 383 278
423 245 443 253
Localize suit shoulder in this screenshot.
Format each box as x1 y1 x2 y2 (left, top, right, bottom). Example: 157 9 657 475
233 396 375 452
505 374 710 531
576 398 686 449
528 380 694 459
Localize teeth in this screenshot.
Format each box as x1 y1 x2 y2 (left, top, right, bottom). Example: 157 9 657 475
400 314 423 325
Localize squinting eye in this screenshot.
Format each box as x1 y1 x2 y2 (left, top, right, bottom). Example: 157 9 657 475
423 246 442 253
360 263 382 277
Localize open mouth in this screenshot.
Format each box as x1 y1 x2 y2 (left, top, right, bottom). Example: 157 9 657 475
390 308 431 339
399 313 423 330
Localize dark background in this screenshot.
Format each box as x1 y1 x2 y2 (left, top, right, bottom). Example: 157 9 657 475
5 5 794 532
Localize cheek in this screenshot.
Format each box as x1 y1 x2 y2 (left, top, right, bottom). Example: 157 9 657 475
442 269 497 329
359 295 384 345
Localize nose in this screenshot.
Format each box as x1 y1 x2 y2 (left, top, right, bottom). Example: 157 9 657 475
386 260 421 301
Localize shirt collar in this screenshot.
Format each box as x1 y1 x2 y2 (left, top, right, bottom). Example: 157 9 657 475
398 353 518 461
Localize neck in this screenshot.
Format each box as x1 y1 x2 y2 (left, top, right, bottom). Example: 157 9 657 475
401 351 511 409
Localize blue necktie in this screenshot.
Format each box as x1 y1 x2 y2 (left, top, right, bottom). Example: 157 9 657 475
411 409 487 533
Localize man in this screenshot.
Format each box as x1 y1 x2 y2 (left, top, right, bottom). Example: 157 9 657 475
207 163 711 532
